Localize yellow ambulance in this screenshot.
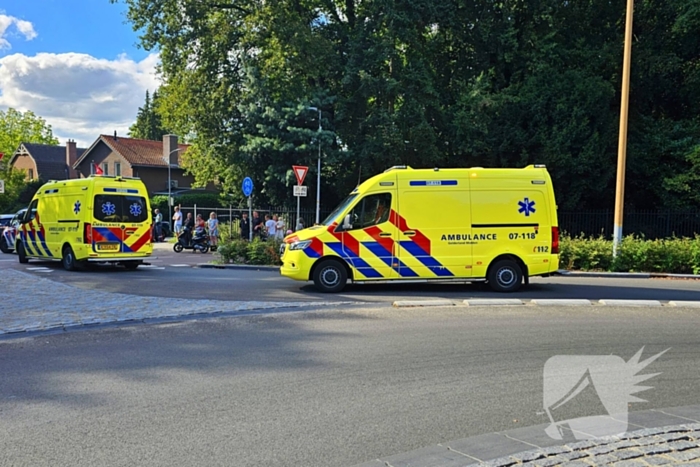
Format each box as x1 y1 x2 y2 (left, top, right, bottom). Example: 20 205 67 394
15 175 153 270
281 165 559 292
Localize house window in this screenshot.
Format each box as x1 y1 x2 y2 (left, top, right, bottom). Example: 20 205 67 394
102 163 109 175
28 169 34 180
115 162 121 176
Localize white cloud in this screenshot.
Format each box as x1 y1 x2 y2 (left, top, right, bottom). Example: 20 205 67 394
0 52 161 146
0 14 37 50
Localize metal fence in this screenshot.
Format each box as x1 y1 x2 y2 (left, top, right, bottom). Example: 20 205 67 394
179 206 700 240
177 205 333 239
558 210 700 239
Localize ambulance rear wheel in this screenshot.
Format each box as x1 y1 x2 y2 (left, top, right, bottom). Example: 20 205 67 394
313 259 347 293
62 245 80 271
487 259 523 293
17 242 28 264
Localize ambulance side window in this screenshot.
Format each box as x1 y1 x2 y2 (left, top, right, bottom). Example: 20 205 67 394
23 200 38 223
346 193 392 230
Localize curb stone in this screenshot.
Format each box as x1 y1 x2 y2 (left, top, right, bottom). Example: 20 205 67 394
558 269 700 280
529 299 592 306
393 299 454 308
464 299 524 306
668 301 700 308
599 299 663 307
350 405 700 467
197 263 280 271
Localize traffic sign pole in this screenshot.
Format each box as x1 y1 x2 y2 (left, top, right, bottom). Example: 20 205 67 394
242 177 254 241
292 166 309 231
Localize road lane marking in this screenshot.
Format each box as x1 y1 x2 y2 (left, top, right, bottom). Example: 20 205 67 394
169 264 191 267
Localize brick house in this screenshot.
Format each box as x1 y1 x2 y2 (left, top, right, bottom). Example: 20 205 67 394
73 133 213 196
9 141 85 181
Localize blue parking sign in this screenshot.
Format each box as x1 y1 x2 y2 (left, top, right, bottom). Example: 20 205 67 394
242 177 253 197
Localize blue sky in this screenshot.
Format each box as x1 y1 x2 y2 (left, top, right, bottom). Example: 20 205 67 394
1 0 149 61
0 1 160 145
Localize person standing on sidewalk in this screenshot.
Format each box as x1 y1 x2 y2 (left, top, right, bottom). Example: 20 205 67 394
240 212 251 240
208 212 219 250
153 209 163 242
172 206 183 236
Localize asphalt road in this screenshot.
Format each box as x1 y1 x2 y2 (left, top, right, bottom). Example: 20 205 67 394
3 249 700 303
1 305 700 466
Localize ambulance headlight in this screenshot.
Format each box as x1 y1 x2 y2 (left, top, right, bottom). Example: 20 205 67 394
289 240 312 251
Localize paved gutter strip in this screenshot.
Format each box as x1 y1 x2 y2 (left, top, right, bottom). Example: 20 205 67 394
529 299 593 306
464 299 524 306
599 299 663 307
352 406 700 467
0 269 346 336
393 299 455 308
668 301 700 308
197 263 280 271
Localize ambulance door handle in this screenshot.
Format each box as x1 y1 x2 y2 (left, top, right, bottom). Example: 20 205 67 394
403 231 416 237
379 232 392 238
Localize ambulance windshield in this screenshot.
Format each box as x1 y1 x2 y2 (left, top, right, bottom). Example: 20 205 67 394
321 194 358 226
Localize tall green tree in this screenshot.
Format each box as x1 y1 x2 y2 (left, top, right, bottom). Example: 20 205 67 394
114 0 700 211
0 108 59 212
129 90 170 141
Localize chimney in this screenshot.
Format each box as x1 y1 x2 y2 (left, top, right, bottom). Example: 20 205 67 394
114 130 117 141
163 134 179 167
66 139 77 179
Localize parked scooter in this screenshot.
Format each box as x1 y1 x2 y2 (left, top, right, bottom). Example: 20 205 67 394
173 225 210 253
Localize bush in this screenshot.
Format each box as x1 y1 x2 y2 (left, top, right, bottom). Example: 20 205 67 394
560 234 700 274
216 237 282 266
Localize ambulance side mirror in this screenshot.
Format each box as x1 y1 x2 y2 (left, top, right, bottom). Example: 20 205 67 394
342 214 352 230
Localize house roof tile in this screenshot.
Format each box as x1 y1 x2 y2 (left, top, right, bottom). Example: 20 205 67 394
97 135 189 167
17 143 86 180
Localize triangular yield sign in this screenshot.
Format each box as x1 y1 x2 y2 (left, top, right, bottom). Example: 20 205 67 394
292 165 309 185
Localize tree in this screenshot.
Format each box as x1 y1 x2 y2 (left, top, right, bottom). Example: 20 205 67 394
113 0 700 212
129 90 170 141
0 108 59 212
0 108 59 158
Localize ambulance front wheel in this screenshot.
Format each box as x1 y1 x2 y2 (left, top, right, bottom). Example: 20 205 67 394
17 242 28 264
313 259 348 293
487 259 523 293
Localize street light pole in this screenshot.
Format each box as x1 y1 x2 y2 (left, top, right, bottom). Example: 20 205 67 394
308 107 322 224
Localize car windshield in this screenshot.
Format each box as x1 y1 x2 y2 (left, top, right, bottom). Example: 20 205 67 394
321 194 358 226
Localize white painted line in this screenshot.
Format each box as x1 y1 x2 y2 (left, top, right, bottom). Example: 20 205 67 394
598 299 662 307
393 299 454 308
530 299 592 306
668 301 700 308
0 259 16 262
463 299 524 306
26 267 50 271
36 269 54 273
139 265 165 270
169 264 191 267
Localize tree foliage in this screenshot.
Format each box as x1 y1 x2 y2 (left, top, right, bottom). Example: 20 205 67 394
129 90 171 141
114 0 700 211
0 108 58 212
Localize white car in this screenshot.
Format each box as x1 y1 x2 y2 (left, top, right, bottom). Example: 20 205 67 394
0 209 27 254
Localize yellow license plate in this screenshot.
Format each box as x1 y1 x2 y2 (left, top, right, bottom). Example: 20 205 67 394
97 243 120 252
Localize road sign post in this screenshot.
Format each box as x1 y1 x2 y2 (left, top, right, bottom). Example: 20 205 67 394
242 177 254 241
292 166 309 231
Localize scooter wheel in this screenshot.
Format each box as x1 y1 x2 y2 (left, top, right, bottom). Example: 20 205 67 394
201 245 210 254
173 243 184 253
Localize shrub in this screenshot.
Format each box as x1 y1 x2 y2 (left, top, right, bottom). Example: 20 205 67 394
216 237 282 266
560 234 700 274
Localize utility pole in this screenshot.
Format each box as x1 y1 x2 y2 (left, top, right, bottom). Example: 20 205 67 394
613 0 635 257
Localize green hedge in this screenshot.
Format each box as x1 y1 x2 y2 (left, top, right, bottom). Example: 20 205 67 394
216 238 282 266
560 235 700 274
